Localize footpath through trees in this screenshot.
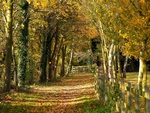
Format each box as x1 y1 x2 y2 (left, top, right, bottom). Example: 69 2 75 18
0 73 111 113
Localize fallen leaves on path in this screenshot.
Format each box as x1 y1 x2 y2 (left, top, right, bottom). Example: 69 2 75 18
0 73 111 113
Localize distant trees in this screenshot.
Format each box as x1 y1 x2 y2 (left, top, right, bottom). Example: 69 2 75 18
38 1 95 82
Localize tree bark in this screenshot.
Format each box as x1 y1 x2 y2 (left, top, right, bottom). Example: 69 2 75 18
112 45 117 79
108 40 114 81
117 45 122 78
48 24 59 81
60 45 67 78
138 58 147 91
40 36 49 82
12 46 18 86
53 37 63 80
98 20 108 75
3 0 13 92
17 0 29 87
122 55 129 78
40 29 54 83
66 44 74 76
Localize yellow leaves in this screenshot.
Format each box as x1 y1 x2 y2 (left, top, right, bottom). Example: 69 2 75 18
60 10 68 18
130 17 147 29
140 0 146 5
33 0 50 9
122 33 128 39
26 0 31 4
2 1 7 6
21 24 24 29
33 0 40 8
118 7 123 13
121 42 140 58
118 30 128 39
40 0 48 9
2 1 9 10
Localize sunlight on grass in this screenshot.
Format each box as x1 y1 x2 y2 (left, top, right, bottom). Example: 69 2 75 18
76 100 112 113
125 71 150 86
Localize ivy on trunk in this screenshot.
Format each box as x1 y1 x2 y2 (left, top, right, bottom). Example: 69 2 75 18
17 0 29 87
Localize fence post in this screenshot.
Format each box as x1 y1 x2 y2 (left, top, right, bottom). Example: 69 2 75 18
127 82 132 113
145 86 150 113
104 76 108 102
94 68 100 98
121 81 126 113
135 84 140 113
98 76 105 101
115 80 120 113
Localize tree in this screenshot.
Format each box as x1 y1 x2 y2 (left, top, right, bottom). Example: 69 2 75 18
93 0 150 90
17 0 29 87
3 0 13 92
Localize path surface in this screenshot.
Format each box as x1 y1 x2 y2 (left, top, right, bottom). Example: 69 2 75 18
0 73 99 113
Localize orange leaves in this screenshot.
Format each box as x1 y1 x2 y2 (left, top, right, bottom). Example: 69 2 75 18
84 26 99 38
59 10 68 18
118 30 128 39
49 0 57 8
97 0 150 60
140 0 146 5
0 73 98 113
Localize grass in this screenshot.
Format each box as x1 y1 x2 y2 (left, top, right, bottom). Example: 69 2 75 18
76 100 112 113
0 100 112 113
125 71 150 86
0 93 113 113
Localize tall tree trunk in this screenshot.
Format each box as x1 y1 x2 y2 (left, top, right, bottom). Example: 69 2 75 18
98 20 108 75
48 25 59 81
53 37 63 80
108 40 114 81
39 28 56 82
122 55 129 78
60 45 67 78
3 0 13 92
66 44 74 76
40 37 48 82
112 45 117 79
138 58 147 91
101 41 107 74
12 46 18 86
117 45 122 78
17 0 29 87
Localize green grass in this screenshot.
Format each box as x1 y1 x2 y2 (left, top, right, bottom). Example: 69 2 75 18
66 100 113 113
0 99 113 113
125 71 150 86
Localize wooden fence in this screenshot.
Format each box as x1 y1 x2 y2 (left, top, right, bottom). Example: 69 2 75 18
94 67 150 113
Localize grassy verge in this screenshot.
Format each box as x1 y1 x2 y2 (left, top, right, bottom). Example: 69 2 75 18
75 100 113 113
0 99 113 113
125 71 150 86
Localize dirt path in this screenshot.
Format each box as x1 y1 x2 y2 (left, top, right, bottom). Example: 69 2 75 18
0 73 100 113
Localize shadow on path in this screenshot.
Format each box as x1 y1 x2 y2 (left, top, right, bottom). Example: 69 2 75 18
0 73 110 113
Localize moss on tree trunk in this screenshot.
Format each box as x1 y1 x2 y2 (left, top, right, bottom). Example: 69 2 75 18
17 0 29 87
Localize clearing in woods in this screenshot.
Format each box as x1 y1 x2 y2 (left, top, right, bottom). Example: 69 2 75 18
0 73 111 113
